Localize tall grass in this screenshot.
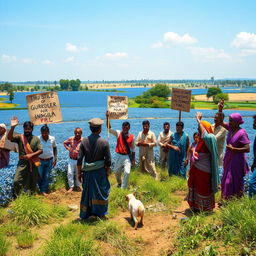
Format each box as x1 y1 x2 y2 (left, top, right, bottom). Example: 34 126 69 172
43 223 97 256
93 221 138 256
173 196 256 255
16 231 35 248
10 193 68 226
129 169 187 209
0 235 10 256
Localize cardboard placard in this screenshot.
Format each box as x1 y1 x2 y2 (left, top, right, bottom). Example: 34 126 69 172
26 92 62 125
0 131 18 152
107 96 128 119
171 88 192 112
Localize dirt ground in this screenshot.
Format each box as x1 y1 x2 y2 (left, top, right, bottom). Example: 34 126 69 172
6 189 192 256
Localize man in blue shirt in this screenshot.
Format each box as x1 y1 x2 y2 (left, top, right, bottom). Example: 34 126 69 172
249 115 256 197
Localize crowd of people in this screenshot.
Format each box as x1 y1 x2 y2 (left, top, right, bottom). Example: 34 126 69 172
0 102 256 220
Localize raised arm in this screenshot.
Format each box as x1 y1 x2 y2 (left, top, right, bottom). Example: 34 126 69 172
7 117 19 141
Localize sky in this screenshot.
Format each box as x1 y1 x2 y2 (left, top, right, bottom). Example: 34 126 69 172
0 0 256 81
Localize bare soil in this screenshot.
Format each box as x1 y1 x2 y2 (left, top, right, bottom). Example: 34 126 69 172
6 189 190 256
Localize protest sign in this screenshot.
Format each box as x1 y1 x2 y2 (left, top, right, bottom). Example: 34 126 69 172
26 92 62 125
171 88 192 113
107 96 128 119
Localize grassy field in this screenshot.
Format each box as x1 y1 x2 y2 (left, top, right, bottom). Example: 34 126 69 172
1 167 256 255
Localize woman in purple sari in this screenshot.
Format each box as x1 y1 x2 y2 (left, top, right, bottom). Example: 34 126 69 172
220 113 250 199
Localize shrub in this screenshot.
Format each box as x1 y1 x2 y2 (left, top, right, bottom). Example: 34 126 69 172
2 223 22 236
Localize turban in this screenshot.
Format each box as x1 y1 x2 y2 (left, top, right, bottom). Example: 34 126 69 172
230 113 244 125
0 123 6 130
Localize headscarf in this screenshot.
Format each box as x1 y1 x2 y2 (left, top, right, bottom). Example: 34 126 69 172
230 113 244 125
0 123 6 130
201 121 213 134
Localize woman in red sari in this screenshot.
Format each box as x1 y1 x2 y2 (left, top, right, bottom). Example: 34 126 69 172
188 112 219 212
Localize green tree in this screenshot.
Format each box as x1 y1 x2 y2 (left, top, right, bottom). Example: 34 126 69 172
59 79 69 90
206 87 222 99
213 93 229 104
70 79 81 91
7 89 14 103
147 84 170 98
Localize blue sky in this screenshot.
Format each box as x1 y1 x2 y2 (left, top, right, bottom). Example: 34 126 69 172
0 0 256 81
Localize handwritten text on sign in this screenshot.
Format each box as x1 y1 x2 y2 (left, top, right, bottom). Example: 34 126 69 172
26 92 62 125
107 96 128 119
171 88 192 112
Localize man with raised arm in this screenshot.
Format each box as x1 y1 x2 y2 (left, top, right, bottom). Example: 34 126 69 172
106 111 135 189
8 117 42 196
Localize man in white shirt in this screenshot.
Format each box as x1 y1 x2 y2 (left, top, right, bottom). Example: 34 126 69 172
158 122 172 168
38 125 57 196
136 120 157 179
211 112 226 167
106 112 135 189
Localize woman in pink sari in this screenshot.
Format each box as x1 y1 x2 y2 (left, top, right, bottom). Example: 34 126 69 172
220 113 250 199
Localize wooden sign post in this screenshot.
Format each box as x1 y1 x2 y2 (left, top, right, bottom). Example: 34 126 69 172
26 92 62 126
107 96 128 138
171 88 192 121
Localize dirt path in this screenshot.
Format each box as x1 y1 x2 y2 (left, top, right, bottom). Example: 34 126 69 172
7 190 190 256
112 194 189 256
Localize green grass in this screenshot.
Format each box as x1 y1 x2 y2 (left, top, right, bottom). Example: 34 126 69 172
49 170 68 191
10 193 68 226
172 196 256 255
93 221 138 256
1 223 23 237
0 235 10 256
128 168 187 209
43 223 97 256
16 231 36 248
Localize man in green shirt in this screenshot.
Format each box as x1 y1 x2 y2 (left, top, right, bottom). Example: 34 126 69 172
8 117 43 196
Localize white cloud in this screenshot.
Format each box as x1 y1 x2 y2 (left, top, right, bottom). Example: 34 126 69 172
232 32 256 49
21 58 34 64
187 47 230 62
1 54 17 63
240 49 256 56
42 59 53 65
150 42 163 48
163 32 198 44
65 56 75 63
65 43 88 53
104 52 128 60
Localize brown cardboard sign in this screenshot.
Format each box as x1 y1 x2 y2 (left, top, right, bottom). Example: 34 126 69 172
171 88 192 112
26 92 62 125
107 96 128 119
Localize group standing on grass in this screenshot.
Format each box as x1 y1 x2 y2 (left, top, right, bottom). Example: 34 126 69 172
0 100 255 219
